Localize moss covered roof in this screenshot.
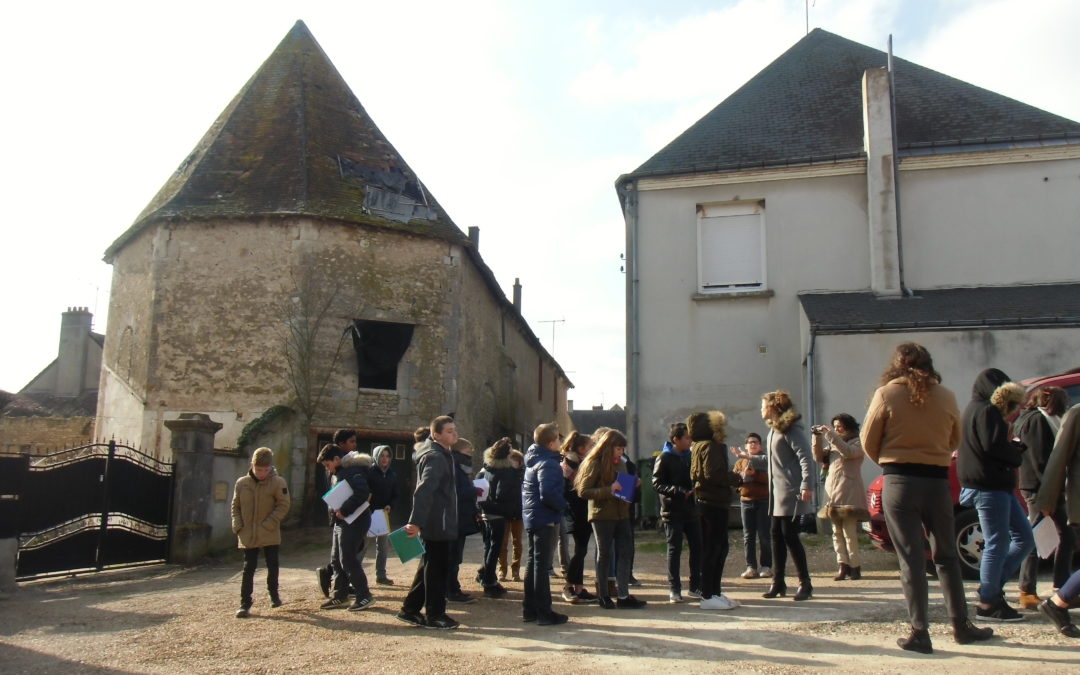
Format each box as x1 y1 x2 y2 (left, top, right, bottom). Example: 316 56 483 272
106 20 464 259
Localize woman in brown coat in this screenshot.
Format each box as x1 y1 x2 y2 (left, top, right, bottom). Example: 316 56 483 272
812 413 869 581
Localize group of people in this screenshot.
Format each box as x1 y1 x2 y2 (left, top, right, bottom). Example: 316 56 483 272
226 341 1080 651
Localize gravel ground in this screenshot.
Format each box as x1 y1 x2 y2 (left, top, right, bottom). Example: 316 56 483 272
1 528 1078 674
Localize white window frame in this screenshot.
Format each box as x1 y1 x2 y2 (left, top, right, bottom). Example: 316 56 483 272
696 200 766 294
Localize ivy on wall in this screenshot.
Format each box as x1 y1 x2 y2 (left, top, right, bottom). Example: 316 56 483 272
236 405 294 452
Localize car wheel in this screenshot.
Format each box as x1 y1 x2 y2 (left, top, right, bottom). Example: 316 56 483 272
954 508 982 581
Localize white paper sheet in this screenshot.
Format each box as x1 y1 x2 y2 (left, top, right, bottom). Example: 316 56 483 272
322 480 370 524
368 508 389 536
1033 516 1060 559
473 477 490 501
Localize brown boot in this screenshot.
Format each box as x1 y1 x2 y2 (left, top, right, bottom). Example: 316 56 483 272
849 566 861 580
833 563 851 581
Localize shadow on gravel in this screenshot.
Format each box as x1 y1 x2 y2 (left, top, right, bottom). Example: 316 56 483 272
0 642 143 674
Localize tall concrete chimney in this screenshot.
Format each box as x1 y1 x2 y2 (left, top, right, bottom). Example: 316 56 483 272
512 278 522 312
863 68 902 297
468 226 480 249
57 306 92 396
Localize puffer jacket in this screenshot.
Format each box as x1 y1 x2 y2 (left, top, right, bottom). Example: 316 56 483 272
451 449 480 536
766 409 815 517
522 443 567 529
330 451 372 523
688 411 740 508
957 368 1026 492
231 467 290 549
479 447 524 520
812 430 869 521
652 440 696 521
407 439 459 541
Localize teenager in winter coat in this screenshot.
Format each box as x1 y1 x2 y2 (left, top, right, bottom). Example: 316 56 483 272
521 423 569 625
316 443 374 612
231 447 290 618
957 368 1033 622
366 444 398 586
811 413 869 581
1015 386 1072 608
761 390 814 602
478 437 521 597
560 431 598 604
689 411 740 610
652 422 702 603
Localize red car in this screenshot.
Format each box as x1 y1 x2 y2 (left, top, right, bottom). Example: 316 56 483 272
865 369 1080 580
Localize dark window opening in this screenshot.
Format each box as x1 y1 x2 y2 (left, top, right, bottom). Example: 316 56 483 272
351 320 414 390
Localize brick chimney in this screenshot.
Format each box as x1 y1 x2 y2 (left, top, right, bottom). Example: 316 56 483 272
56 307 92 396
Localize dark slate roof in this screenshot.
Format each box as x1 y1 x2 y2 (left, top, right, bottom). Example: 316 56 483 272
1 391 98 418
106 20 464 259
569 406 627 436
799 284 1080 333
630 29 1080 179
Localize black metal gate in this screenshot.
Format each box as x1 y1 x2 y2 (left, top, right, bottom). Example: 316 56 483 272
6 441 174 579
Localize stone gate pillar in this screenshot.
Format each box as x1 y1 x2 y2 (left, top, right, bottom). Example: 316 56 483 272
165 413 223 564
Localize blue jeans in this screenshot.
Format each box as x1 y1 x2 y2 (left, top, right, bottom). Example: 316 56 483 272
740 498 772 569
964 488 1035 604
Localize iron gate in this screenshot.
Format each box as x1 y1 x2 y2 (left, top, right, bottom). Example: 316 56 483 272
6 441 174 579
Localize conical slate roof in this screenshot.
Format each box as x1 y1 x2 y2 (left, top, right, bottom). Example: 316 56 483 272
106 21 463 259
631 29 1080 178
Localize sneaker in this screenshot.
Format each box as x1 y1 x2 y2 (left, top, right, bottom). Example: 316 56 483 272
629 575 642 587
700 594 738 610
269 594 283 608
446 590 477 604
348 595 377 611
1039 598 1080 637
669 591 684 604
537 611 569 626
953 618 994 644
316 567 331 598
574 588 598 604
376 577 394 586
396 609 425 627
320 597 347 610
976 600 1024 622
522 612 538 623
483 584 508 599
616 595 647 609
425 614 460 630
598 596 616 610
685 588 703 600
235 607 250 618
741 566 759 579
759 567 773 578
562 586 577 602
1018 592 1040 610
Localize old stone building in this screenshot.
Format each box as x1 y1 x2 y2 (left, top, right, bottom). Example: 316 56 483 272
96 21 571 519
1 307 101 453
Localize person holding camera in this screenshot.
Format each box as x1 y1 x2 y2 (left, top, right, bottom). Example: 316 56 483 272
811 414 869 581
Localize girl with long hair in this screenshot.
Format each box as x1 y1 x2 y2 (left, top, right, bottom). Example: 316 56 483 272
560 431 598 603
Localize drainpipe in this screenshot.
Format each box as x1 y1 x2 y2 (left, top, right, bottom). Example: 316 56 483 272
621 178 641 460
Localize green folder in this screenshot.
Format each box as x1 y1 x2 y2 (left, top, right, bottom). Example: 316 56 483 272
388 526 426 564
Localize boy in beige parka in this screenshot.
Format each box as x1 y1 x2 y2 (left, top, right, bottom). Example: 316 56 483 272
231 447 290 618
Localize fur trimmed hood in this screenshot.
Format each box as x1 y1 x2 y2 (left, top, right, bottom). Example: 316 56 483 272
765 408 801 433
483 445 517 470
688 410 727 443
991 382 1025 420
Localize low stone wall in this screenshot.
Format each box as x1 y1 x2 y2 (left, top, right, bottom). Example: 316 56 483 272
0 416 95 454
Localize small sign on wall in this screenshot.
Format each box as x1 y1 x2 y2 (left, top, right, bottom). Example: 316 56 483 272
214 482 229 503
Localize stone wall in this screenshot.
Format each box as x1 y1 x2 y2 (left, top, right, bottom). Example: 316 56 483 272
0 416 95 455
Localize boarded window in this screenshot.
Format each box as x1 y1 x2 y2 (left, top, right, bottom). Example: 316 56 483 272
351 320 414 390
697 201 765 292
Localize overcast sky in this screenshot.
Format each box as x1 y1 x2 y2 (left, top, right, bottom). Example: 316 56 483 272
2 0 1077 408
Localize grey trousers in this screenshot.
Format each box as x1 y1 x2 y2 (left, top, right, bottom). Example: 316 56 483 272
592 519 633 599
882 473 968 630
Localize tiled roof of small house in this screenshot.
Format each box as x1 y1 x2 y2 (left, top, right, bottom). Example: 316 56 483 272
798 284 1080 333
106 21 464 259
629 29 1080 179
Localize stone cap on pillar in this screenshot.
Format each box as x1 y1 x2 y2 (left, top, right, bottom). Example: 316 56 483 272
165 413 223 454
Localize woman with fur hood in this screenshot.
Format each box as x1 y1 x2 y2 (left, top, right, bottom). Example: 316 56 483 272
957 368 1034 622
477 437 522 598
811 413 869 581
760 390 815 602
688 411 741 610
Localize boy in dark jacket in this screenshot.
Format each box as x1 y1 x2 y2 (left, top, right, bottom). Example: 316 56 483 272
398 415 461 630
522 422 569 625
652 422 702 603
446 438 481 604
366 445 399 585
317 443 375 612
957 368 1033 622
